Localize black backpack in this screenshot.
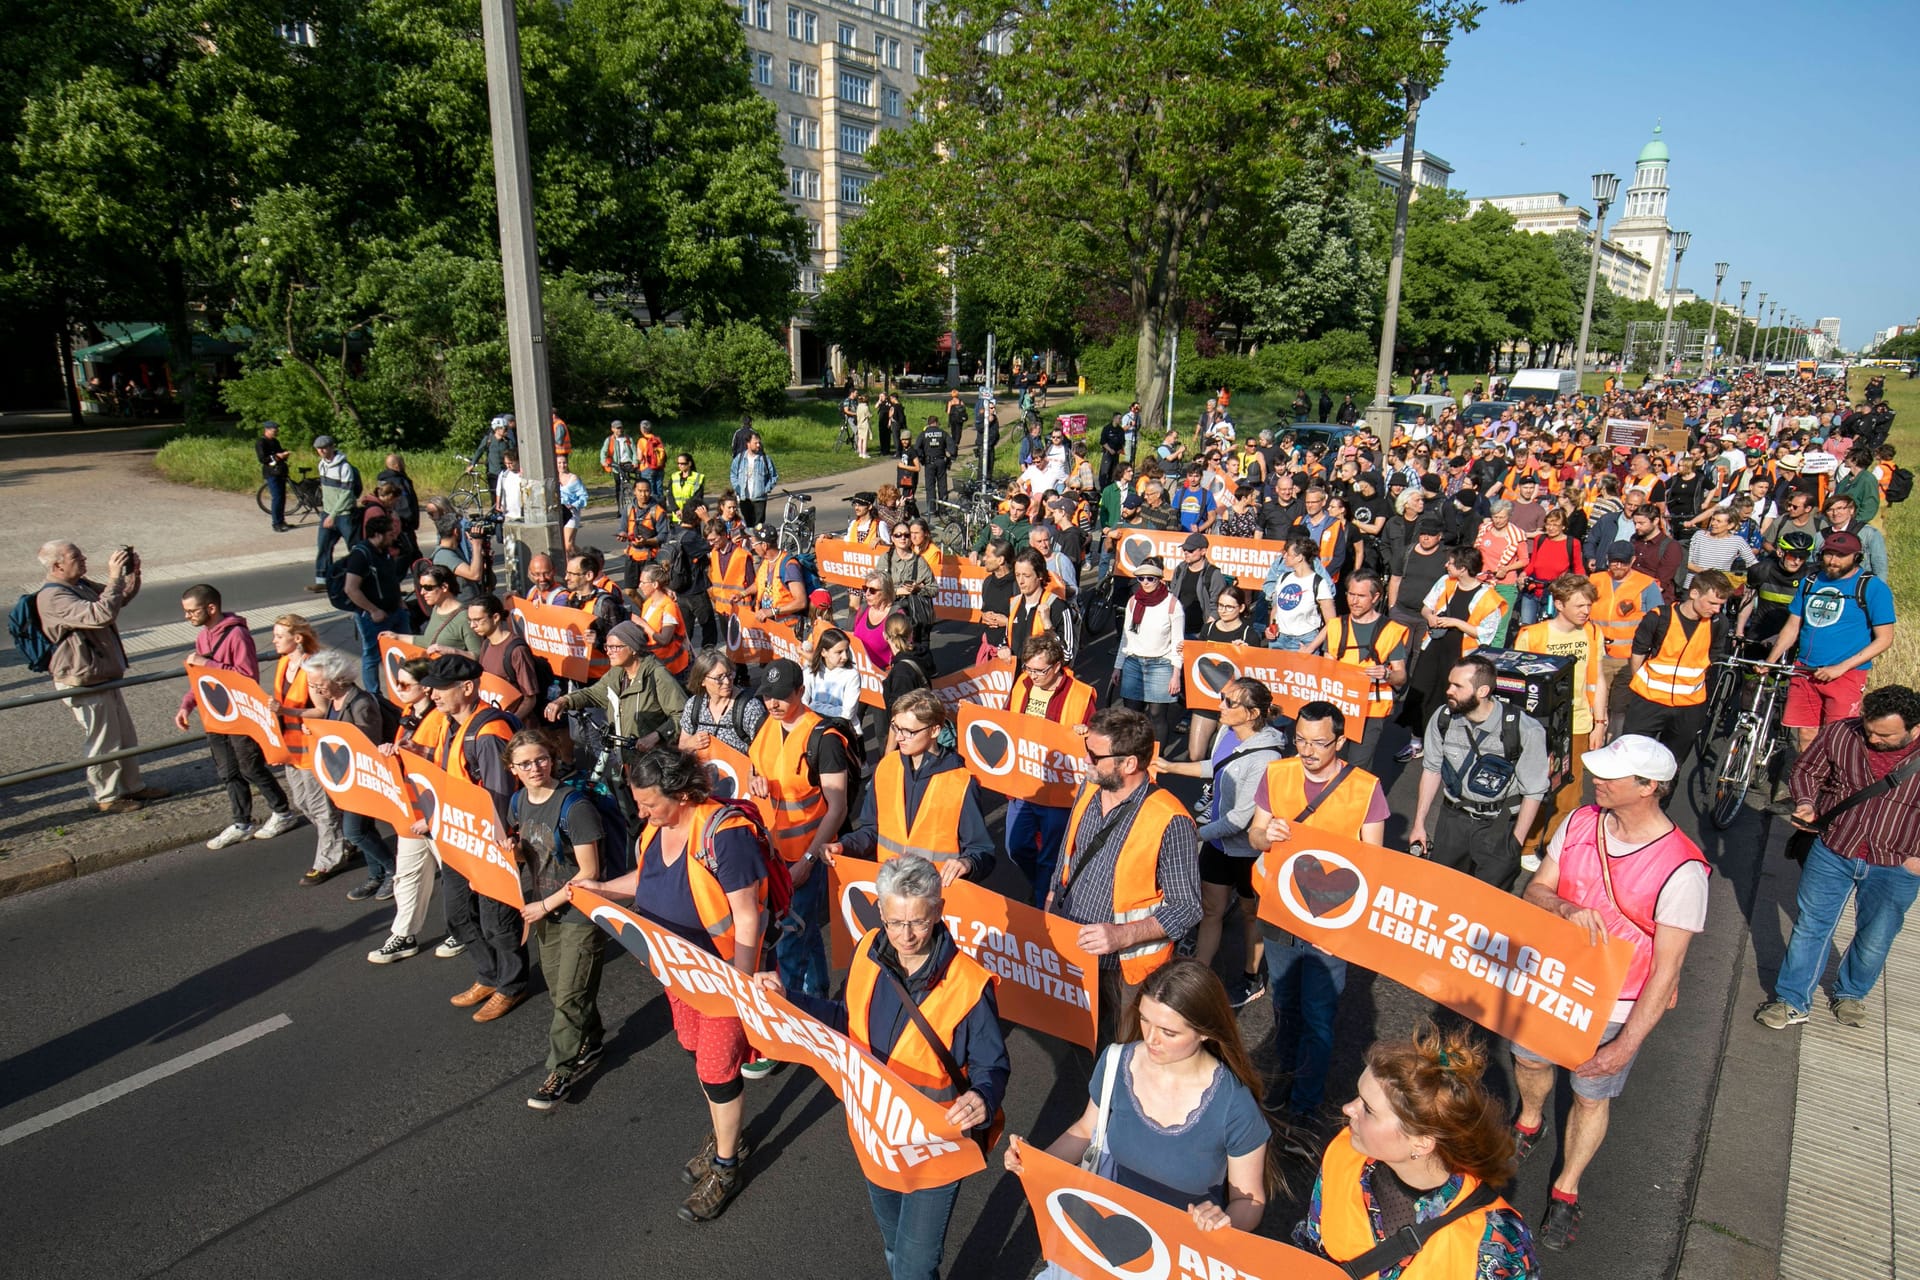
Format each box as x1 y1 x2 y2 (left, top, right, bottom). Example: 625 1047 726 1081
325 542 374 612
511 781 636 879
691 691 755 743
1885 468 1912 506
807 716 868 835
659 531 696 594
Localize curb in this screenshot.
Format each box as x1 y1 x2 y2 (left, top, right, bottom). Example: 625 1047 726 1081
0 812 229 901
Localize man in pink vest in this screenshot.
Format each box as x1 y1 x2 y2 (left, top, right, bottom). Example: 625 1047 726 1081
1508 734 1709 1254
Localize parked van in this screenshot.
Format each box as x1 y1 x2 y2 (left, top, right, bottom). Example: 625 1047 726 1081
1388 394 1455 424
1506 368 1580 403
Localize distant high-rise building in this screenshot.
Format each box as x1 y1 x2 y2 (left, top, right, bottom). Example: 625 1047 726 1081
1465 192 1655 299
1361 146 1454 198
1817 317 1842 346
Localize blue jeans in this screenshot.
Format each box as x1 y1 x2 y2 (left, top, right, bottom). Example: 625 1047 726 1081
1773 838 1920 1012
776 862 830 997
315 515 347 584
1516 589 1552 628
1265 928 1348 1112
266 475 286 527
1006 800 1069 905
1269 632 1315 653
342 809 394 882
354 610 394 699
865 1177 963 1280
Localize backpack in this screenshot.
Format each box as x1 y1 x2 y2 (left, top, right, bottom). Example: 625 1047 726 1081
659 532 696 594
8 587 54 673
696 797 794 924
773 549 823 602
692 690 754 744
325 542 374 612
807 716 867 835
1885 468 1913 505
512 781 635 879
1795 570 1877 614
1435 703 1522 806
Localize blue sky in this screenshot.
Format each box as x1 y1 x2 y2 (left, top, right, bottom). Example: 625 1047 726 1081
1412 0 1917 347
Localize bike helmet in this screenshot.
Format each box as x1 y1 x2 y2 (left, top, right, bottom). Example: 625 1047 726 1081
1778 531 1815 557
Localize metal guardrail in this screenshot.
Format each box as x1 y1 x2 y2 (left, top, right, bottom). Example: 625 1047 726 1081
0 650 277 790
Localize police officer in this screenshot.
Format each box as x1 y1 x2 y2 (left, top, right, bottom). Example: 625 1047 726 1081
1409 655 1552 891
918 414 955 506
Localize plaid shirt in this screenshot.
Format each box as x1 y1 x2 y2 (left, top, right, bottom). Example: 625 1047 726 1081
1791 718 1920 868
1053 782 1202 968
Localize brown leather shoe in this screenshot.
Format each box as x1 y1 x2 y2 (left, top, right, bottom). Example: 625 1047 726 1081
471 990 527 1023
97 798 144 814
449 982 495 1008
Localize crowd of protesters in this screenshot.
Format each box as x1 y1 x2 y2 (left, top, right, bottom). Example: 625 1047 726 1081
25 363 1919 1279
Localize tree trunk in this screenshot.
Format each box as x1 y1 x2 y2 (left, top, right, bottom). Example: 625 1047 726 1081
55 308 82 427
164 258 198 422
1132 308 1171 442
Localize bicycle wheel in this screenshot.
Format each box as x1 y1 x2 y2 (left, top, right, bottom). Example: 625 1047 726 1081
256 483 274 516
1711 721 1758 830
933 516 967 556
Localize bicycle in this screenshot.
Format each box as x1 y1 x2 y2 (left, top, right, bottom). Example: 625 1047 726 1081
932 475 1002 555
448 454 492 517
774 490 816 557
257 466 325 524
1704 655 1796 830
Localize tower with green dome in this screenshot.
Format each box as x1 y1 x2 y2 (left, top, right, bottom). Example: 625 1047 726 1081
1610 122 1675 299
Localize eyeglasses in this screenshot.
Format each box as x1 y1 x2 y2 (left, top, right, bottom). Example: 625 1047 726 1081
1022 663 1058 678
510 756 553 771
1295 736 1339 751
864 586 886 594
604 641 632 653
881 917 937 934
703 670 733 684
891 722 932 738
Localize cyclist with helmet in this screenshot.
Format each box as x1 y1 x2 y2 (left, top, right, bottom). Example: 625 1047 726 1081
1736 530 1815 653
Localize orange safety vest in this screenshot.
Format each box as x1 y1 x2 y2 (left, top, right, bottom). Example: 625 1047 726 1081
1426 578 1506 655
847 515 887 546
639 591 689 675
437 706 515 782
1629 605 1716 706
273 654 311 709
1326 616 1408 718
1294 515 1346 568
624 502 665 563
551 416 571 457
404 706 448 755
636 801 764 963
1260 757 1379 839
1315 1130 1511 1280
1514 619 1604 714
844 929 993 1103
1008 589 1064 651
1004 670 1097 726
874 754 971 864
754 551 805 618
1625 475 1660 503
749 708 831 861
1057 784 1190 984
1589 569 1657 660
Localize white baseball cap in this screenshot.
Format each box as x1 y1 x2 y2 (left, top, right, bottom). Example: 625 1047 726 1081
1582 734 1677 783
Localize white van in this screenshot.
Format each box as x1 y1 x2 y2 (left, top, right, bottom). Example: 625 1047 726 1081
1506 369 1579 403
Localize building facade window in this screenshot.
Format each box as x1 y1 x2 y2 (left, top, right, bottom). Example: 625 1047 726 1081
790 167 821 200
912 45 925 75
787 6 818 41
801 268 823 294
840 173 870 204
882 86 901 117
808 220 824 250
788 114 819 149
754 52 774 85
277 20 315 46
837 20 857 48
838 69 872 105
789 61 820 95
874 0 896 16
839 123 872 155
911 0 924 25
872 35 899 67
750 0 771 28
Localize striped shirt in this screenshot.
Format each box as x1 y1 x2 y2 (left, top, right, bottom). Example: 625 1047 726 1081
1791 719 1920 868
1054 782 1203 969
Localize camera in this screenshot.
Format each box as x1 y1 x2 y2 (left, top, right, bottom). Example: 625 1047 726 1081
462 511 505 540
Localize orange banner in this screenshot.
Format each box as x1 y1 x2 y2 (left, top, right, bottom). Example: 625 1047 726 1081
1180 641 1370 722
930 559 992 623
507 596 600 681
378 634 519 709
724 612 813 670
1111 529 1287 590
1015 1142 1348 1280
930 658 1017 718
305 717 418 829
574 887 986 1193
829 857 1098 1049
815 537 890 590
190 667 299 766
955 703 1089 808
399 756 524 909
1254 827 1632 1069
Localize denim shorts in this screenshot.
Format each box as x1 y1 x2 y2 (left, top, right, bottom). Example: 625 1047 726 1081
1511 1020 1636 1100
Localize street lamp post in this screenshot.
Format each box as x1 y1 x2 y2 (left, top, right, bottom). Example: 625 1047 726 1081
1703 262 1728 373
1766 302 1780 361
1654 231 1690 374
1748 291 1766 365
1735 280 1750 367
1364 68 1433 442
1573 172 1620 390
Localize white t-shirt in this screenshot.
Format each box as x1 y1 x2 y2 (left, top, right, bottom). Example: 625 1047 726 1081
1266 567 1334 638
1546 815 1709 1023
495 471 527 520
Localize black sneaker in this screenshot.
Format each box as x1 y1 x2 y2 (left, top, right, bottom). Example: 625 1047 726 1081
528 1069 574 1111
346 877 383 902
572 1040 605 1075
1227 973 1266 1009
1539 1197 1582 1251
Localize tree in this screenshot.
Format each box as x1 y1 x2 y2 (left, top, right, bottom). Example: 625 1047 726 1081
881 0 1480 433
1212 160 1387 347
809 209 946 389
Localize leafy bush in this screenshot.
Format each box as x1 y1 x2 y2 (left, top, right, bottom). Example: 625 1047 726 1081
1180 353 1269 396
1073 334 1136 394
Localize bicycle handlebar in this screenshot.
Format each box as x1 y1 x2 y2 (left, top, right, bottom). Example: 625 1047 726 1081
1718 655 1798 674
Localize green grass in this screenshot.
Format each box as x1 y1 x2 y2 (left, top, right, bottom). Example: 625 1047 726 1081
152 399 879 501
1859 368 1918 691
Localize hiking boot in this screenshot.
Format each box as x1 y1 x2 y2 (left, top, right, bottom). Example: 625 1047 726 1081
206 822 257 850
678 1159 744 1222
1538 1197 1582 1251
1512 1114 1551 1162
1755 1000 1809 1030
527 1069 574 1111
254 810 302 840
683 1132 755 1185
1831 996 1869 1028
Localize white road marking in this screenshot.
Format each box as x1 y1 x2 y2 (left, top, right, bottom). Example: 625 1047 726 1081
0 1014 293 1148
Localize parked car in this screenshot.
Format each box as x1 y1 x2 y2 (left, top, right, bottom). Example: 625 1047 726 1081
1459 399 1517 429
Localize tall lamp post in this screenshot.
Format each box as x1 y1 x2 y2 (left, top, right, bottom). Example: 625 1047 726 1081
1654 230 1690 374
1748 291 1766 364
1766 301 1780 361
1364 57 1437 441
1572 171 1620 389
1735 280 1750 367
1703 262 1728 374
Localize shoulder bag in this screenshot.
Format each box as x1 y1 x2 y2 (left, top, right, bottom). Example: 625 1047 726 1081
1785 749 1920 864
1079 1043 1123 1175
877 964 1002 1155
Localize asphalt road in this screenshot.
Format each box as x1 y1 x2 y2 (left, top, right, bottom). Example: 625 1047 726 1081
0 610 1767 1279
